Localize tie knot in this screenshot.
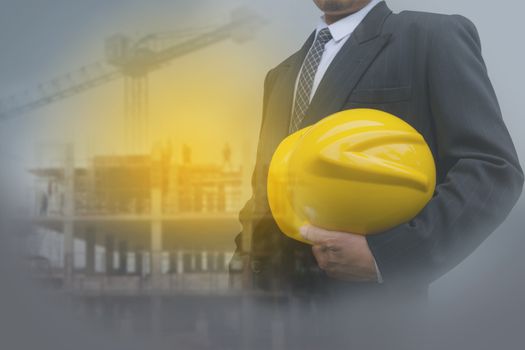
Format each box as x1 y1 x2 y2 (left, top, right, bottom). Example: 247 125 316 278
316 28 332 46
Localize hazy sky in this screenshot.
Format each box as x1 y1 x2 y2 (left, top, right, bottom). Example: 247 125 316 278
1 0 523 162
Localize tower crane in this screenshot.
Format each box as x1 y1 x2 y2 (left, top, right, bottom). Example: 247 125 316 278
0 8 265 152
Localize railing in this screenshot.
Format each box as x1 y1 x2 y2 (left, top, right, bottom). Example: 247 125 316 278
30 250 238 294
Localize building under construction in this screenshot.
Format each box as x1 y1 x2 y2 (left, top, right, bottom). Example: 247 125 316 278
24 144 296 349
29 142 244 295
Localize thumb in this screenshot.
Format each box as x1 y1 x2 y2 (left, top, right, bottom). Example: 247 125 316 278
299 225 335 245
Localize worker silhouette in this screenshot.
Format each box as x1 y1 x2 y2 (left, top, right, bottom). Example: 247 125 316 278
222 142 233 172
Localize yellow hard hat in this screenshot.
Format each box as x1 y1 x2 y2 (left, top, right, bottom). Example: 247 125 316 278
267 108 436 244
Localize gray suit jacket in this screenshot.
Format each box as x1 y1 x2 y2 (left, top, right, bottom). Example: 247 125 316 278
233 1 523 296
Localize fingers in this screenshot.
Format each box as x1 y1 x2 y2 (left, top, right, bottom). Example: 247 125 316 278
307 226 344 271
299 225 326 244
303 226 376 282
312 245 328 269
312 244 340 270
300 225 342 245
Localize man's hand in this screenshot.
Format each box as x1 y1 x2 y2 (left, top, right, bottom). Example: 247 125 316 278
300 225 379 282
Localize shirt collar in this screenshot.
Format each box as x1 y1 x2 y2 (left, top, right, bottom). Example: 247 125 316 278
315 0 382 42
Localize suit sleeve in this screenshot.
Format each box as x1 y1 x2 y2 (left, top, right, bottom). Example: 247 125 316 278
366 15 524 285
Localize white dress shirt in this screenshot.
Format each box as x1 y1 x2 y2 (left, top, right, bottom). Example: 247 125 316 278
293 0 382 105
293 0 384 283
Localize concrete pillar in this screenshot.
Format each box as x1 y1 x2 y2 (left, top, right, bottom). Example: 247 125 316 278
118 240 128 275
85 228 96 275
105 234 115 275
177 251 184 274
63 143 75 287
151 145 163 285
135 247 143 276
202 251 208 271
150 220 162 282
63 221 74 286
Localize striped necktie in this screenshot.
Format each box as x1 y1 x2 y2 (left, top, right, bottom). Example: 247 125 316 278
289 28 333 134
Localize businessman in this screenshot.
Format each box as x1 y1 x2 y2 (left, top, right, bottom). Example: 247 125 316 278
232 0 523 300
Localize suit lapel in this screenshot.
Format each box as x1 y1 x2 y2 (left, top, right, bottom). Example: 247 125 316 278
261 32 315 154
299 1 393 129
